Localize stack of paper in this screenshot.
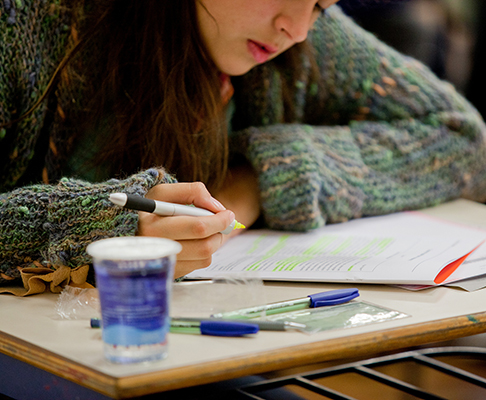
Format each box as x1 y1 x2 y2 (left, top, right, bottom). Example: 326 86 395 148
187 211 486 288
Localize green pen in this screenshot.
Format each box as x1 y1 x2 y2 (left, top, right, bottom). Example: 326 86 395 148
90 318 259 337
211 288 359 319
173 317 307 331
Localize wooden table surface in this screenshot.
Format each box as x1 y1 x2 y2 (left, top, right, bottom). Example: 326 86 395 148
2 199 486 399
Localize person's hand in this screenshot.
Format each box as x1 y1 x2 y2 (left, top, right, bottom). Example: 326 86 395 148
138 182 236 278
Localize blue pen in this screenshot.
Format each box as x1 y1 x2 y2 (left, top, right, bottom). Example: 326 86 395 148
211 288 360 319
90 318 259 337
170 319 259 336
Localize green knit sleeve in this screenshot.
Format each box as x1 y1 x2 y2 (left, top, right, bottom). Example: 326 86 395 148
230 6 486 231
233 120 486 231
0 169 176 284
307 6 481 127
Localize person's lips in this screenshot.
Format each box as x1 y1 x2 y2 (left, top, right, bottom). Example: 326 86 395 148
247 40 278 63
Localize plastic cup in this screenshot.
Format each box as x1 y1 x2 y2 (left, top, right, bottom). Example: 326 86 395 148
87 236 182 364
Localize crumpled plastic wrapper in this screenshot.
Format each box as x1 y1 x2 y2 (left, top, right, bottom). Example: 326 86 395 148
55 286 100 320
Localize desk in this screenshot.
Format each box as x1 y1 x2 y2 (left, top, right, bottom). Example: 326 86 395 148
2 199 486 399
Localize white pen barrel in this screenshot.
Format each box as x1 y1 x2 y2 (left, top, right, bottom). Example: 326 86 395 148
154 201 214 217
118 194 236 235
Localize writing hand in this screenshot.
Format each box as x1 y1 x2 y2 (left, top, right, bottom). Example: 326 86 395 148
138 182 235 278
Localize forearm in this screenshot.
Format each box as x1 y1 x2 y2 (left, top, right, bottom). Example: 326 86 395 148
0 169 174 284
232 116 486 232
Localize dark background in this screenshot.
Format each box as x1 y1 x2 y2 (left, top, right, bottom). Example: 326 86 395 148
341 0 486 118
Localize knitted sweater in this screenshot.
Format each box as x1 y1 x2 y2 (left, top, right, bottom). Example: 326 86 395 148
2 2 486 286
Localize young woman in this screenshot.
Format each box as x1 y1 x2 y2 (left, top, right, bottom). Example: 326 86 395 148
2 0 486 290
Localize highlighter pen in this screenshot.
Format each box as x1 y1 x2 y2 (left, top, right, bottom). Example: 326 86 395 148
172 317 307 331
90 318 258 337
211 288 360 319
109 193 245 235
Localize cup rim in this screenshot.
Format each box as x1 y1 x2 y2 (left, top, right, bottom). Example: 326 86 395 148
87 236 182 261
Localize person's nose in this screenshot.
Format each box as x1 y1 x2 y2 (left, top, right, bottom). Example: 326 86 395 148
274 7 313 43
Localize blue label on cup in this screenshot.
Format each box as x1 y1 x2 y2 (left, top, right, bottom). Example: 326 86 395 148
95 258 172 347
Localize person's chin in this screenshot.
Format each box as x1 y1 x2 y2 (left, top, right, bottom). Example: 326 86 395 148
219 60 259 77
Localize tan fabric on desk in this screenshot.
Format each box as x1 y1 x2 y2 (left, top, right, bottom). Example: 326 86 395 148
0 265 93 296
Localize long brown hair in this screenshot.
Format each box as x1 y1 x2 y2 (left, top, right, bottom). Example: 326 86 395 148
78 0 227 190
3 1 321 190
74 1 325 190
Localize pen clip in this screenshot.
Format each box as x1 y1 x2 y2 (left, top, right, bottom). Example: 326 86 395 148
199 321 259 337
308 288 359 308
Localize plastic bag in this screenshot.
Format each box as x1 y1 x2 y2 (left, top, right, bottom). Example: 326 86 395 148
263 301 409 334
55 286 100 320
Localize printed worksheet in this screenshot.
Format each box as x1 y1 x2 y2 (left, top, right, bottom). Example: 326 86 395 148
187 211 486 285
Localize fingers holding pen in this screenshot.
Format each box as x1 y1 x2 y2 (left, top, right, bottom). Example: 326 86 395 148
176 236 223 265
174 259 214 279
145 182 227 214
171 231 225 279
138 209 236 239
137 210 234 279
134 182 240 278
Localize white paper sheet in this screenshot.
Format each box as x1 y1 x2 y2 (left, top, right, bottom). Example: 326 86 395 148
187 211 486 285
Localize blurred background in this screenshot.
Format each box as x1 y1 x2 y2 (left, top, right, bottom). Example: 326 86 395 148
340 0 486 118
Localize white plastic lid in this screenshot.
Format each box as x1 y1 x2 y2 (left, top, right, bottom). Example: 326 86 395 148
87 237 182 261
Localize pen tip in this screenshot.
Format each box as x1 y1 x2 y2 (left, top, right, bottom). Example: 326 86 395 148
234 222 246 230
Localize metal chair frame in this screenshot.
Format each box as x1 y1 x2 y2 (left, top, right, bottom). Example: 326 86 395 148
233 347 486 400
